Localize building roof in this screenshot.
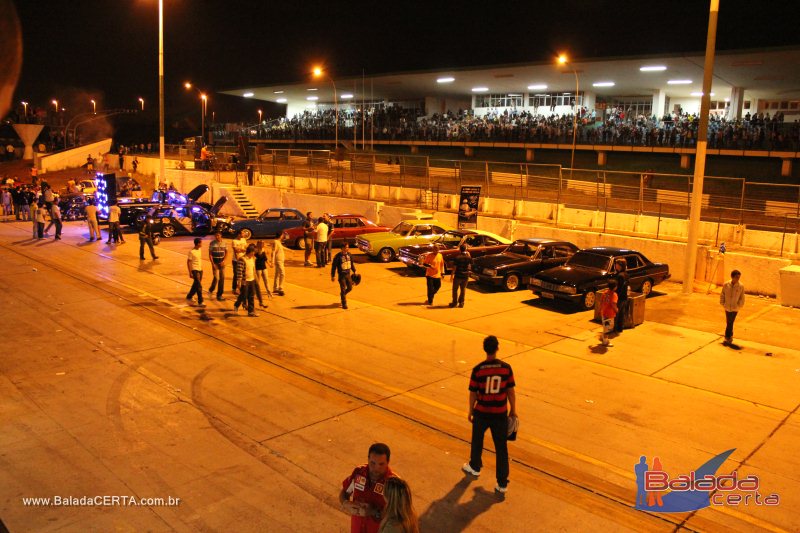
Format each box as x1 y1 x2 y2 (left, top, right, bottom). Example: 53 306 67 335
221 47 800 107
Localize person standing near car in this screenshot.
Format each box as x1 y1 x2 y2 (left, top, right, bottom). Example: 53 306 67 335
614 260 629 333
254 240 272 306
48 201 62 240
324 213 335 263
208 231 227 301
85 198 100 242
186 237 205 307
422 248 444 306
449 244 473 308
331 242 357 310
138 216 157 260
302 212 315 266
314 216 329 268
107 201 124 244
234 244 258 317
462 335 516 495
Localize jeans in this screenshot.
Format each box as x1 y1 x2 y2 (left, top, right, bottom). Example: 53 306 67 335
451 276 468 305
338 272 353 306
232 258 244 291
426 276 442 304
615 298 628 332
235 280 256 313
725 311 738 340
209 262 225 298
315 242 327 267
139 234 155 258
186 270 204 304
304 237 313 263
273 262 285 292
469 413 509 488
108 222 121 242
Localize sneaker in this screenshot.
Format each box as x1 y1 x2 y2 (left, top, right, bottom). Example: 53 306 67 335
462 463 480 477
449 302 456 308
458 303 464 308
495 484 508 494
152 256 158 259
248 312 259 317
140 257 145 260
342 304 348 309
233 305 239 315
260 303 268 309
198 302 206 308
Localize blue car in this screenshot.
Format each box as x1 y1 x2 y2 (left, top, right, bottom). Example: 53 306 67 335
226 207 307 239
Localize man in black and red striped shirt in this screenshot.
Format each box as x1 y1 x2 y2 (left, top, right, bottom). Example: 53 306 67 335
462 335 517 494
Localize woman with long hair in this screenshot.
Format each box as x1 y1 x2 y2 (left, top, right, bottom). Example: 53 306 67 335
379 477 419 533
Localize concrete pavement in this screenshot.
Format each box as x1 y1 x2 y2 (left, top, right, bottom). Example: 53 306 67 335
0 218 798 532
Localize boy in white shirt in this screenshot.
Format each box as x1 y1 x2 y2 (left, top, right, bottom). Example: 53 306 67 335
186 238 205 307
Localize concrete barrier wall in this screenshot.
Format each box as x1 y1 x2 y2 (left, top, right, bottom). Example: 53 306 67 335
39 139 113 174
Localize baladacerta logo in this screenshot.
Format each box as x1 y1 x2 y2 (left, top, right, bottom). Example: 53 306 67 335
634 449 780 512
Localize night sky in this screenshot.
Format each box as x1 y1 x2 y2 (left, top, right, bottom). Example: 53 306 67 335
11 0 800 123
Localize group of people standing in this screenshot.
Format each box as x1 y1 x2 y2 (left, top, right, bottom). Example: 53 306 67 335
421 244 474 308
302 211 335 268
339 335 517 533
185 230 286 317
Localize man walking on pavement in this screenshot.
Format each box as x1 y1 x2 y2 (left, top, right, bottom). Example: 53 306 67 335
720 269 745 346
462 335 517 495
331 242 357 309
422 248 444 306
47 201 63 240
138 215 158 260
339 443 396 533
208 231 227 301
186 238 205 307
449 244 472 308
85 198 100 242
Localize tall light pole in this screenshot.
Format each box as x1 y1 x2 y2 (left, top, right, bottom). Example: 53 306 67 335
682 0 720 294
201 93 207 142
91 99 96 114
138 97 145 111
558 54 579 176
52 99 58 113
313 66 338 151
158 0 166 191
21 101 27 117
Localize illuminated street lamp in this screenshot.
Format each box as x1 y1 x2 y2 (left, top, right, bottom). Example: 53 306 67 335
557 54 579 176
312 66 338 150
201 93 207 141
21 101 28 117
258 109 262 123
91 99 96 114
138 97 145 111
52 99 59 113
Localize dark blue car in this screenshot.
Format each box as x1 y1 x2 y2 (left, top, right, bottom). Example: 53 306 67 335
226 207 306 239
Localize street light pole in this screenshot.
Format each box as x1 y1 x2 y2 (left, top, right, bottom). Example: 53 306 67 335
91 99 96 114
201 94 207 143
158 0 166 191
21 101 27 117
139 97 144 111
313 67 338 151
558 55 579 176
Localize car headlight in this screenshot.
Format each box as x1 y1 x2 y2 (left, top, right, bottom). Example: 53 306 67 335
557 286 577 294
529 278 542 287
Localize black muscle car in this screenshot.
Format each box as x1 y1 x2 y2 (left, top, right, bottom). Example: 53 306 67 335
470 238 579 291
529 247 671 309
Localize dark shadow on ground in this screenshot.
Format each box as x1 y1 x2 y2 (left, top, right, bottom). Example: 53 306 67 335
292 303 341 310
418 476 503 533
522 297 586 315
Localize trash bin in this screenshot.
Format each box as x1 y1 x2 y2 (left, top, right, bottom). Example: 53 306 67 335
594 289 646 328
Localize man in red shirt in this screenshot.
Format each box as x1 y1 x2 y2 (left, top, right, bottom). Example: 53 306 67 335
339 443 395 533
463 335 517 494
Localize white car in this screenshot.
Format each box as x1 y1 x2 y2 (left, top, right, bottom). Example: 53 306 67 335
79 179 97 195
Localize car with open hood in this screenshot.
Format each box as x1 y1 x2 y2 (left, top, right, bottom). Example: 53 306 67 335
398 229 512 273
355 219 452 262
529 247 671 309
280 214 390 249
470 238 579 291
135 196 230 237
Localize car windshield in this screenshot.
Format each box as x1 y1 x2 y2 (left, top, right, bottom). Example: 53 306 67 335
391 222 414 236
506 240 533 255
566 251 611 270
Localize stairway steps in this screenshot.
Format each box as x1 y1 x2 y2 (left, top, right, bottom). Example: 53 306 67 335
226 187 260 218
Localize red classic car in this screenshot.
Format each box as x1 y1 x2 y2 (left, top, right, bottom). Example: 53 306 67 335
280 214 390 249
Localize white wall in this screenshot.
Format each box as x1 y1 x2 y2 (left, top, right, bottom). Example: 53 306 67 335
38 139 113 174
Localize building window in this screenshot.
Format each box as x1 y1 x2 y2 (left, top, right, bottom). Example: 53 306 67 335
527 92 583 109
474 94 524 108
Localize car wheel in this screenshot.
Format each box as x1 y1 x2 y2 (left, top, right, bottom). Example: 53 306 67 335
240 228 252 240
295 238 306 250
641 279 653 296
378 247 395 262
503 273 520 291
161 225 175 238
582 290 596 310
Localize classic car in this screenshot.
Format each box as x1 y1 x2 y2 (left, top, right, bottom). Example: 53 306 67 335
101 183 211 226
355 219 452 262
226 208 306 239
470 238 579 291
280 214 390 249
398 229 511 273
135 197 230 238
529 247 671 309
79 179 97 196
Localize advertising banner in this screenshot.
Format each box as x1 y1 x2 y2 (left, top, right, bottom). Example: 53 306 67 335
458 186 480 229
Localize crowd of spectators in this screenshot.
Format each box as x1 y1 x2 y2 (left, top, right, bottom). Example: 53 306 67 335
255 106 799 151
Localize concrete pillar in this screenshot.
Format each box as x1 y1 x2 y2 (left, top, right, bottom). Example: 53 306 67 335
727 87 745 120
11 124 44 160
781 159 793 177
410 145 419 154
652 89 667 118
525 148 534 162
465 147 474 157
597 151 607 166
680 154 692 169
